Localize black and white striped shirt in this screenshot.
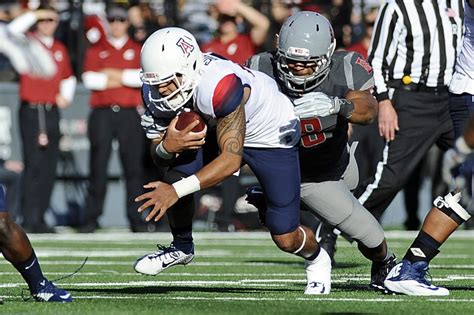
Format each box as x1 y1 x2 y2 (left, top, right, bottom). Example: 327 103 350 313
368 0 464 101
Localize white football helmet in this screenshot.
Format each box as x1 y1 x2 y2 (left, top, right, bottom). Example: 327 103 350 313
140 27 204 111
276 11 336 94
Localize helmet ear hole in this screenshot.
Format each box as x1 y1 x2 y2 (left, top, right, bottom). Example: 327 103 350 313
193 60 196 70
162 44 165 52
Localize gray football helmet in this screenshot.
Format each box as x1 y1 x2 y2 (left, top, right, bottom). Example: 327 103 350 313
276 11 336 94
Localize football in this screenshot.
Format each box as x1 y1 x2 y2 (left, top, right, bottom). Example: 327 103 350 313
175 111 206 132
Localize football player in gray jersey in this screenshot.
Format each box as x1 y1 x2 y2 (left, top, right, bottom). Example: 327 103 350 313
246 11 396 291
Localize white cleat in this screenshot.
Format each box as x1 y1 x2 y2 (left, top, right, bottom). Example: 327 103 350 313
384 260 449 296
304 248 332 294
134 244 194 275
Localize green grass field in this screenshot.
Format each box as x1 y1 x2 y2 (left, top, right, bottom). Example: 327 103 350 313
1 230 473 314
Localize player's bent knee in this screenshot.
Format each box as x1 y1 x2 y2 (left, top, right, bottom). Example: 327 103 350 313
266 216 298 237
271 230 300 253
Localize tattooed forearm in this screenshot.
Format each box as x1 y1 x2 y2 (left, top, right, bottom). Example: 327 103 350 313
217 104 246 156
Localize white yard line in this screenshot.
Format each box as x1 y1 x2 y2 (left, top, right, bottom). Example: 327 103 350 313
0 294 473 303
1 249 471 259
2 259 474 269
1 271 473 282
25 230 474 242
2 274 473 289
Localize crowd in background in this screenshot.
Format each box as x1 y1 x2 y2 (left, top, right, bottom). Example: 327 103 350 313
0 0 459 233
0 0 381 80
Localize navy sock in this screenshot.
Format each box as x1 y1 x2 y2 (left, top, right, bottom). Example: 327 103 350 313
171 226 194 254
403 230 441 264
12 252 46 294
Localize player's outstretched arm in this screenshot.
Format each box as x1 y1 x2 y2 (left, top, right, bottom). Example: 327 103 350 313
345 89 378 125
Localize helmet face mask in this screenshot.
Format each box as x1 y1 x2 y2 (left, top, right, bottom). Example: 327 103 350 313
276 11 336 94
140 27 203 112
142 72 194 112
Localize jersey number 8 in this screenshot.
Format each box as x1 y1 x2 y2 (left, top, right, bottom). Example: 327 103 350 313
300 117 327 148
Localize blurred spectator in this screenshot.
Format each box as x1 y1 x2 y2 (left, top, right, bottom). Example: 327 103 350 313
201 0 270 64
15 4 77 233
260 0 294 51
304 0 352 49
346 5 378 58
84 13 109 46
177 0 216 45
127 3 162 43
351 0 382 26
0 2 19 82
80 6 146 233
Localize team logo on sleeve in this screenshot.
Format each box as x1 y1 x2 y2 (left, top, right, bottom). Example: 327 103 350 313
176 37 195 57
355 57 373 74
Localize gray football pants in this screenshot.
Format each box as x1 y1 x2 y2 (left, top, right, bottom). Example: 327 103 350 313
300 144 385 248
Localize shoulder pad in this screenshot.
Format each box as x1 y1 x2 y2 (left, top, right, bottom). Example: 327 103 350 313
329 51 374 91
247 52 276 79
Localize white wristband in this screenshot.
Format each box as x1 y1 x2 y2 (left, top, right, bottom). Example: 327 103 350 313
455 137 473 156
172 175 201 198
156 142 175 159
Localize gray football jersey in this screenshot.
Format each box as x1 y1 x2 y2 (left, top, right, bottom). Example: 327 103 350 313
247 50 374 182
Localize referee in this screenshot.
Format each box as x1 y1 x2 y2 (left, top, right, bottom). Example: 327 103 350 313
356 0 464 221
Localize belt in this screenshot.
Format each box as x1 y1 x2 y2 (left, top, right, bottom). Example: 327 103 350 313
21 101 56 110
96 104 137 112
110 104 121 112
387 80 448 94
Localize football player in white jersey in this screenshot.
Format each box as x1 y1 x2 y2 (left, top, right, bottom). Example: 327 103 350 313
134 27 332 294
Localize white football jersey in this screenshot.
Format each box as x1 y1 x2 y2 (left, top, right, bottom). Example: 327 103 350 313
194 53 299 148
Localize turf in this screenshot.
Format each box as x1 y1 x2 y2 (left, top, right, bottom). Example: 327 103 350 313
0 230 473 314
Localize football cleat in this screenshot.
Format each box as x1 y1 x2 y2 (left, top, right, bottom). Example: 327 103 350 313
315 221 338 267
370 254 397 291
304 248 332 294
33 279 73 302
134 243 195 275
384 260 449 296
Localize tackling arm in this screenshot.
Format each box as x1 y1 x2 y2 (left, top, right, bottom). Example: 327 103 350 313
345 89 378 125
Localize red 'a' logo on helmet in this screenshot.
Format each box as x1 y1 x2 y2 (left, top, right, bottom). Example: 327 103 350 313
176 37 195 57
